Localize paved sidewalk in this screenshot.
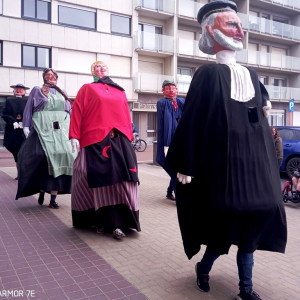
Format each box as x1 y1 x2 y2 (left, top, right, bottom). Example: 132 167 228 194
0 170 147 300
0 149 300 300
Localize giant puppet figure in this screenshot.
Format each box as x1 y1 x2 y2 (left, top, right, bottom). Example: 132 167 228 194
164 1 287 300
16 69 75 209
1 84 29 179
69 61 140 240
156 80 185 201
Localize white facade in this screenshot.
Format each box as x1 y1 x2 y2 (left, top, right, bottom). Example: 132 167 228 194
1 0 300 142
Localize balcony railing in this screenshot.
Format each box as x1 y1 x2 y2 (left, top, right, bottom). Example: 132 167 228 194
264 0 300 10
178 0 300 40
245 14 300 40
178 38 300 71
265 85 300 100
134 73 174 93
134 0 175 14
178 78 300 100
178 0 204 19
134 31 174 53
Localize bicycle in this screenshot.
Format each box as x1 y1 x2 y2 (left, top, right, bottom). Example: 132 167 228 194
132 136 147 152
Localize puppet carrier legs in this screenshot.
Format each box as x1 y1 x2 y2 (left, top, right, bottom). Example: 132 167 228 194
282 180 300 204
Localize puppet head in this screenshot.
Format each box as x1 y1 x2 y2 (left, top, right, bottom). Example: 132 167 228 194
43 68 58 85
197 0 244 55
91 61 109 82
162 80 177 99
10 84 29 97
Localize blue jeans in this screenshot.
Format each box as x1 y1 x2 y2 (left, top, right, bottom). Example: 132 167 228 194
198 249 254 292
167 180 173 195
164 169 177 194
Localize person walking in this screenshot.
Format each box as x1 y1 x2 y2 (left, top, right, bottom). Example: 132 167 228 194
156 80 185 201
16 68 76 209
69 61 140 239
1 84 29 180
165 2 287 300
271 126 283 168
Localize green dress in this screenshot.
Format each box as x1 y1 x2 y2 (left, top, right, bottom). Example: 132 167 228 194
32 89 76 178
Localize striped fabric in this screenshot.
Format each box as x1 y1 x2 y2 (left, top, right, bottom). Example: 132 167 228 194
71 148 139 212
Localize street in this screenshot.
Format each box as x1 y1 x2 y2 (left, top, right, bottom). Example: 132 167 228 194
0 148 299 300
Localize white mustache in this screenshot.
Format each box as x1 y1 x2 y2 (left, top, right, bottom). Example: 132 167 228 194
213 29 243 51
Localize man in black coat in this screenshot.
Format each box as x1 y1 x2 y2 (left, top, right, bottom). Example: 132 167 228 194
164 1 287 300
1 84 30 179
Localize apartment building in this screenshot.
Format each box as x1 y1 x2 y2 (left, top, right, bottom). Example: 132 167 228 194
0 0 300 143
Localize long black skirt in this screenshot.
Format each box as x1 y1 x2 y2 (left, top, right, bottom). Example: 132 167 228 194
16 128 72 199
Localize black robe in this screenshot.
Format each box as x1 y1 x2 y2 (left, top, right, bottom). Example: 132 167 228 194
1 97 27 162
164 64 287 259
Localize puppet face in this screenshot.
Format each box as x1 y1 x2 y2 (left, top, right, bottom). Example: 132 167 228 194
14 88 26 96
162 84 177 98
45 71 57 84
94 63 109 79
206 11 244 53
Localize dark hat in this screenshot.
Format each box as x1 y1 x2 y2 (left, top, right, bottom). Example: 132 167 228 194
197 0 237 25
162 79 176 88
10 84 30 90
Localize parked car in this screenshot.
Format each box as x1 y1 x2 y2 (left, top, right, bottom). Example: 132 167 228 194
276 126 300 178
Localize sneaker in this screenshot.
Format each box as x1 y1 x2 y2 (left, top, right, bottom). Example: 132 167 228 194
38 194 44 205
236 290 263 300
48 202 59 209
113 228 125 239
96 228 105 234
166 193 176 201
195 262 210 292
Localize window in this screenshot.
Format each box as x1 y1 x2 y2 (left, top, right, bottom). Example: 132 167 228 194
269 111 284 126
0 41 2 66
260 77 267 85
177 67 192 76
271 78 285 86
58 5 96 30
22 45 51 69
111 15 131 36
0 0 2 15
22 0 50 22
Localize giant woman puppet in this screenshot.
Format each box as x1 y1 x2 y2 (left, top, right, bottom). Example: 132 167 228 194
16 69 76 209
69 61 140 239
164 1 287 300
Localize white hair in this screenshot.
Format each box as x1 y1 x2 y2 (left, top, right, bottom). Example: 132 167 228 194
199 13 218 55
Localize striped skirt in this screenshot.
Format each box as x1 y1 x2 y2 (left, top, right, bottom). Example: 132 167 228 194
71 148 140 231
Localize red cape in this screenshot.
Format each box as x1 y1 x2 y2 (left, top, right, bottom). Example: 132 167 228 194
69 83 133 149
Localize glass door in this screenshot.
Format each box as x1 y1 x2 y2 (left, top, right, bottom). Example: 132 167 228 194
139 23 162 51
147 112 157 143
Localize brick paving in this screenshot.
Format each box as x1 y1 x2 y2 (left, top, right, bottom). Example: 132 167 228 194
0 148 300 300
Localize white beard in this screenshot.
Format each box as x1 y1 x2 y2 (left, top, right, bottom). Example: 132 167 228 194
213 29 243 51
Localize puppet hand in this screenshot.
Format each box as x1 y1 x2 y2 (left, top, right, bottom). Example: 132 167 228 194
164 146 169 156
71 138 80 153
263 100 272 117
18 122 23 129
23 127 30 138
177 173 192 184
13 122 19 129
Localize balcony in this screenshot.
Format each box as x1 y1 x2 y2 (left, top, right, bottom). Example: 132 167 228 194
265 85 300 101
134 31 174 56
178 38 300 72
134 73 174 93
263 0 300 10
134 0 175 16
178 78 300 101
244 13 300 41
178 0 205 19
